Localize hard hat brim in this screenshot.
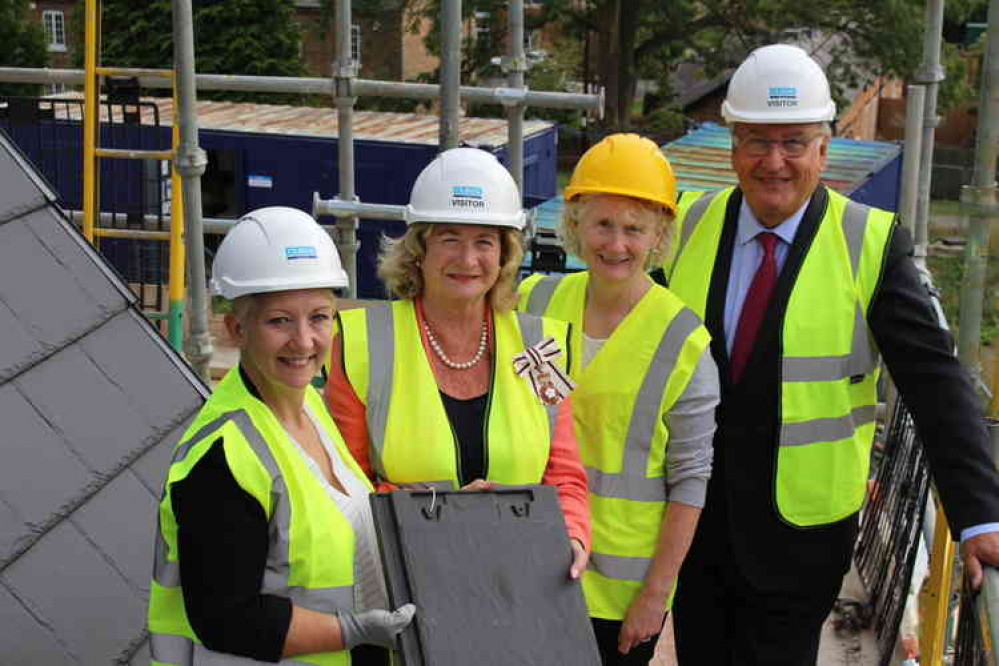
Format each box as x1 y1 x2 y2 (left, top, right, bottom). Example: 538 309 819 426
721 101 836 125
564 185 678 214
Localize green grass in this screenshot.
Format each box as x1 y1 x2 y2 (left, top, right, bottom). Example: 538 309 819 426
930 199 963 217
927 253 999 346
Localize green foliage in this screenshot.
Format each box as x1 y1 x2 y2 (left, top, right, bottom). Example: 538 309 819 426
535 0 977 132
640 107 687 143
70 0 308 105
0 0 48 97
927 253 999 347
524 36 584 126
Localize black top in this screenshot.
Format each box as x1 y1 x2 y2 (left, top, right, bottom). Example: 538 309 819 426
170 367 291 662
439 391 488 486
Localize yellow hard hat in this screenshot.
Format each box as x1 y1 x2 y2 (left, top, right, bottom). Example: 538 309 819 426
564 133 677 213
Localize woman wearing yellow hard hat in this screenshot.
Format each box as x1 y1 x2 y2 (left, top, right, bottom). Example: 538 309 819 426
518 134 719 666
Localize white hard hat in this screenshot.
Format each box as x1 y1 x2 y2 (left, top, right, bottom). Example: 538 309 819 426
406 147 525 229
210 206 348 299
721 44 836 124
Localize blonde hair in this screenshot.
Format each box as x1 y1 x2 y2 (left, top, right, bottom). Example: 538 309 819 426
377 223 525 310
559 194 675 270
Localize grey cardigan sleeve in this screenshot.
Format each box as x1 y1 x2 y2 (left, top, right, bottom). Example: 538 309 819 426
663 348 719 507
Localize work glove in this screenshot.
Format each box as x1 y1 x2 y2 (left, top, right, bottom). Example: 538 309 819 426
338 604 416 650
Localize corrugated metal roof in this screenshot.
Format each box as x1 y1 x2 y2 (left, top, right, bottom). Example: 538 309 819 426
662 122 901 194
0 128 207 663
43 94 555 147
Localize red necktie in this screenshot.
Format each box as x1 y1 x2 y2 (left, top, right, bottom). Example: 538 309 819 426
730 232 779 382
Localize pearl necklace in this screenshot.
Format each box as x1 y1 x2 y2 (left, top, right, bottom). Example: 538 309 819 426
424 317 489 370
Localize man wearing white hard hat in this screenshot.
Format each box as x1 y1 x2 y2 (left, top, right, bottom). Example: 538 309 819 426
149 207 414 666
665 44 999 664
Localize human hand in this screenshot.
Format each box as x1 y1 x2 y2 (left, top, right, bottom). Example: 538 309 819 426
617 588 666 655
568 538 588 580
962 531 999 589
460 478 496 491
338 604 416 650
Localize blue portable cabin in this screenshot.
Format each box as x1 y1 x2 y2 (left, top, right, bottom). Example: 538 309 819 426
527 122 902 272
0 96 559 298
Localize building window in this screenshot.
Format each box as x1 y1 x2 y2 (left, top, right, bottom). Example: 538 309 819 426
42 11 66 52
351 24 361 64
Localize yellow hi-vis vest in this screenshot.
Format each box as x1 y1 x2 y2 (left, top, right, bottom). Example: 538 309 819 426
667 187 894 527
517 272 711 620
337 300 568 487
148 367 368 666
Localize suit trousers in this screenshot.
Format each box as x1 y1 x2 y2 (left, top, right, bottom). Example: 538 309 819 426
672 519 843 666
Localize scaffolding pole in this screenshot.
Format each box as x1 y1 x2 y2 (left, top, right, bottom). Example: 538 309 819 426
505 0 526 193
912 0 946 270
957 0 999 387
333 0 359 299
0 68 600 111
439 0 461 151
898 85 926 239
172 0 211 383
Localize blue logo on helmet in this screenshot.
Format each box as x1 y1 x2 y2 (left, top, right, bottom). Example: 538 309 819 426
285 245 318 260
452 185 484 199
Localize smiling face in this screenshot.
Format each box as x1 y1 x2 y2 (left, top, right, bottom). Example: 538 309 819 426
576 194 664 286
227 288 335 392
731 122 829 228
420 223 502 307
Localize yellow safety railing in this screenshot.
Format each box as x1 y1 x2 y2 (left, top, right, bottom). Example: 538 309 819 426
83 0 185 351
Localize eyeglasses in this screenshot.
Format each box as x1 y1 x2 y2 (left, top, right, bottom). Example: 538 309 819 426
733 133 823 158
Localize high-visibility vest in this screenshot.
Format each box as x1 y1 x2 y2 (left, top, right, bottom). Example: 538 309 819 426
668 187 894 527
337 300 568 487
148 367 368 666
518 272 711 620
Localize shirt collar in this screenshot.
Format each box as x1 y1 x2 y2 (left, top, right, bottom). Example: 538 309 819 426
735 198 809 248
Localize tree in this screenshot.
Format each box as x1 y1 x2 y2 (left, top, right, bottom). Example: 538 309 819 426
70 0 308 104
0 0 48 97
538 0 988 131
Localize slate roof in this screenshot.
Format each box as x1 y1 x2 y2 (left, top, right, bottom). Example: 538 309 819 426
0 128 208 664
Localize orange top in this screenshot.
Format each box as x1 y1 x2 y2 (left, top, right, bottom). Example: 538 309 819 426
324 333 591 551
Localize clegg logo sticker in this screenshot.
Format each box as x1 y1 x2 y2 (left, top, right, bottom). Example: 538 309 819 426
450 185 486 210
767 86 798 108
285 245 318 261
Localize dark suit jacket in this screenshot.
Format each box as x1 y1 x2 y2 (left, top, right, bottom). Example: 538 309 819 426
682 185 999 593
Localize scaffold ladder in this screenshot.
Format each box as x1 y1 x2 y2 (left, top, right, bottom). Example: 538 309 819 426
83 0 185 351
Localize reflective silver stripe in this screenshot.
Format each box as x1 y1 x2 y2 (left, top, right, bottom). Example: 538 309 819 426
842 199 870 280
150 632 193 665
586 467 666 502
588 552 650 582
588 307 702 503
516 311 559 434
150 634 316 666
166 411 242 471
676 190 721 259
849 302 878 376
621 308 702 477
780 200 879 384
780 404 878 447
366 303 395 478
525 274 563 315
154 411 244 588
283 585 354 614
782 355 852 382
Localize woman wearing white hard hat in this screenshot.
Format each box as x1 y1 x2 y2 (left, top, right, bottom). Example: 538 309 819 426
519 134 718 665
148 206 413 666
324 147 591 578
